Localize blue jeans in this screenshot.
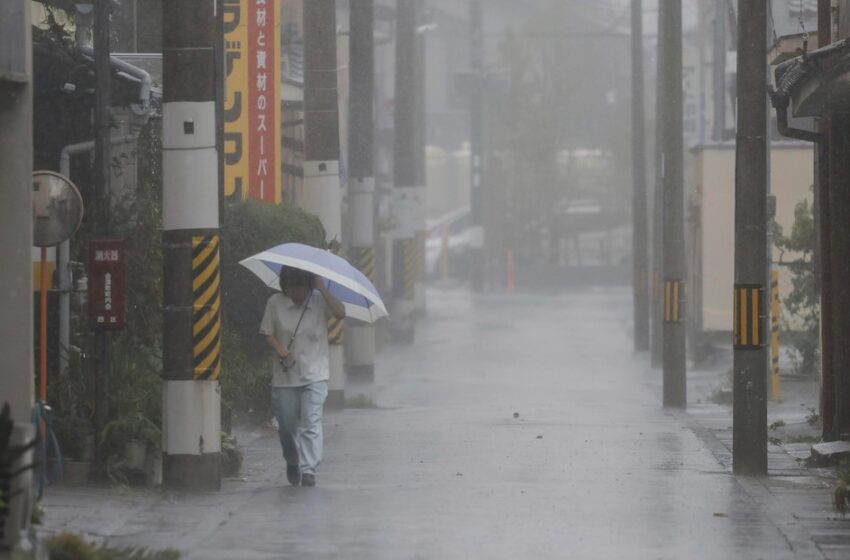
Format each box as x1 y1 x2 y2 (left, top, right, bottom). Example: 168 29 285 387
271 382 328 475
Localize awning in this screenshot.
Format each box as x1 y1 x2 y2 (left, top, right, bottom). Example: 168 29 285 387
773 38 850 118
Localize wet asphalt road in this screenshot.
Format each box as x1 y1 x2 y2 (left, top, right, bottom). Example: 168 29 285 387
43 287 822 559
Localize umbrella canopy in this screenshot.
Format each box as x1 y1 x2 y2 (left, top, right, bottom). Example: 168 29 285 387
239 243 388 323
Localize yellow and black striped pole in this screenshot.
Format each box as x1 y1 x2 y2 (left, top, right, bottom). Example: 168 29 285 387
771 270 781 401
345 0 378 384
732 285 764 350
302 0 346 408
162 0 222 490
391 0 418 344
662 279 684 324
192 236 222 381
660 1 686 408
732 0 768 475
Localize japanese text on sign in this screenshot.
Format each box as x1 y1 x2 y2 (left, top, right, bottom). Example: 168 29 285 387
223 0 281 203
89 240 125 330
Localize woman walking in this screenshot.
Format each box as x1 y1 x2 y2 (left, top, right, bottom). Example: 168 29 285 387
260 266 346 487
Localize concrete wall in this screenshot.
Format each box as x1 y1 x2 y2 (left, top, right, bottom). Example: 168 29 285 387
1 0 34 426
693 144 814 334
0 1 34 550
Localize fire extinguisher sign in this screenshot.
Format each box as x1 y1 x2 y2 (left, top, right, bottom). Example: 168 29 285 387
89 239 126 330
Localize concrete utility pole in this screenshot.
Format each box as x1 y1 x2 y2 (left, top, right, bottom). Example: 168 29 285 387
712 0 727 141
303 0 346 407
650 5 665 367
161 0 223 490
347 0 377 384
93 0 113 469
469 0 485 292
391 0 419 343
0 0 34 549
732 0 768 475
414 11 427 313
631 0 649 352
816 0 835 438
827 114 850 436
660 0 686 407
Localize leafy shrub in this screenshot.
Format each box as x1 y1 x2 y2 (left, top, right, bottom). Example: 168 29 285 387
219 200 325 421
834 464 850 515
774 197 819 376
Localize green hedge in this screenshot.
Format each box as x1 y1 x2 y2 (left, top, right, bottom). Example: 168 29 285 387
219 200 326 422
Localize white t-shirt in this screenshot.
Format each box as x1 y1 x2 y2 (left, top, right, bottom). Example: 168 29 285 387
259 291 329 387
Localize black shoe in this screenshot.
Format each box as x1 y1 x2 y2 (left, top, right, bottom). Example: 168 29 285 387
286 464 301 487
301 473 316 487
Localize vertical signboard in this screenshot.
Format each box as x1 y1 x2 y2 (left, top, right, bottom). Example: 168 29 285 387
223 0 281 203
89 240 125 330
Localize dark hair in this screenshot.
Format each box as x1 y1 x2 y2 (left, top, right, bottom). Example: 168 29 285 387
278 266 315 295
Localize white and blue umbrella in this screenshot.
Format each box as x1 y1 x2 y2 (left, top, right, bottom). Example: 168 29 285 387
239 243 389 323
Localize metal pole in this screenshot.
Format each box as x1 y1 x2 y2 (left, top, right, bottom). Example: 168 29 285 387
469 0 485 292
93 0 112 470
161 0 223 490
631 0 649 351
303 0 346 407
347 0 377 384
661 0 686 407
650 3 665 367
732 0 768 475
391 0 418 343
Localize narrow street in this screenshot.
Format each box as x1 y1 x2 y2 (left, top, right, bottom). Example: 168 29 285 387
41 286 848 559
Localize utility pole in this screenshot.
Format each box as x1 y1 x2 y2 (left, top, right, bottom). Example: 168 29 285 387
732 0 768 475
0 0 34 548
303 0 346 407
392 0 418 343
469 0 484 292
347 0 377 384
650 4 665 368
93 0 113 469
631 0 649 351
827 116 850 437
161 0 223 490
414 10 428 313
660 1 686 407
712 0 727 141
816 0 835 439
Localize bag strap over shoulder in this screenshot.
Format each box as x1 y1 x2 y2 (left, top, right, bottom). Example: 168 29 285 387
287 289 315 351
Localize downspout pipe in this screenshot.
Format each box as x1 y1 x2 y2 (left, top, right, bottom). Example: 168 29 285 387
770 37 850 144
80 45 152 119
770 91 825 143
57 135 139 379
